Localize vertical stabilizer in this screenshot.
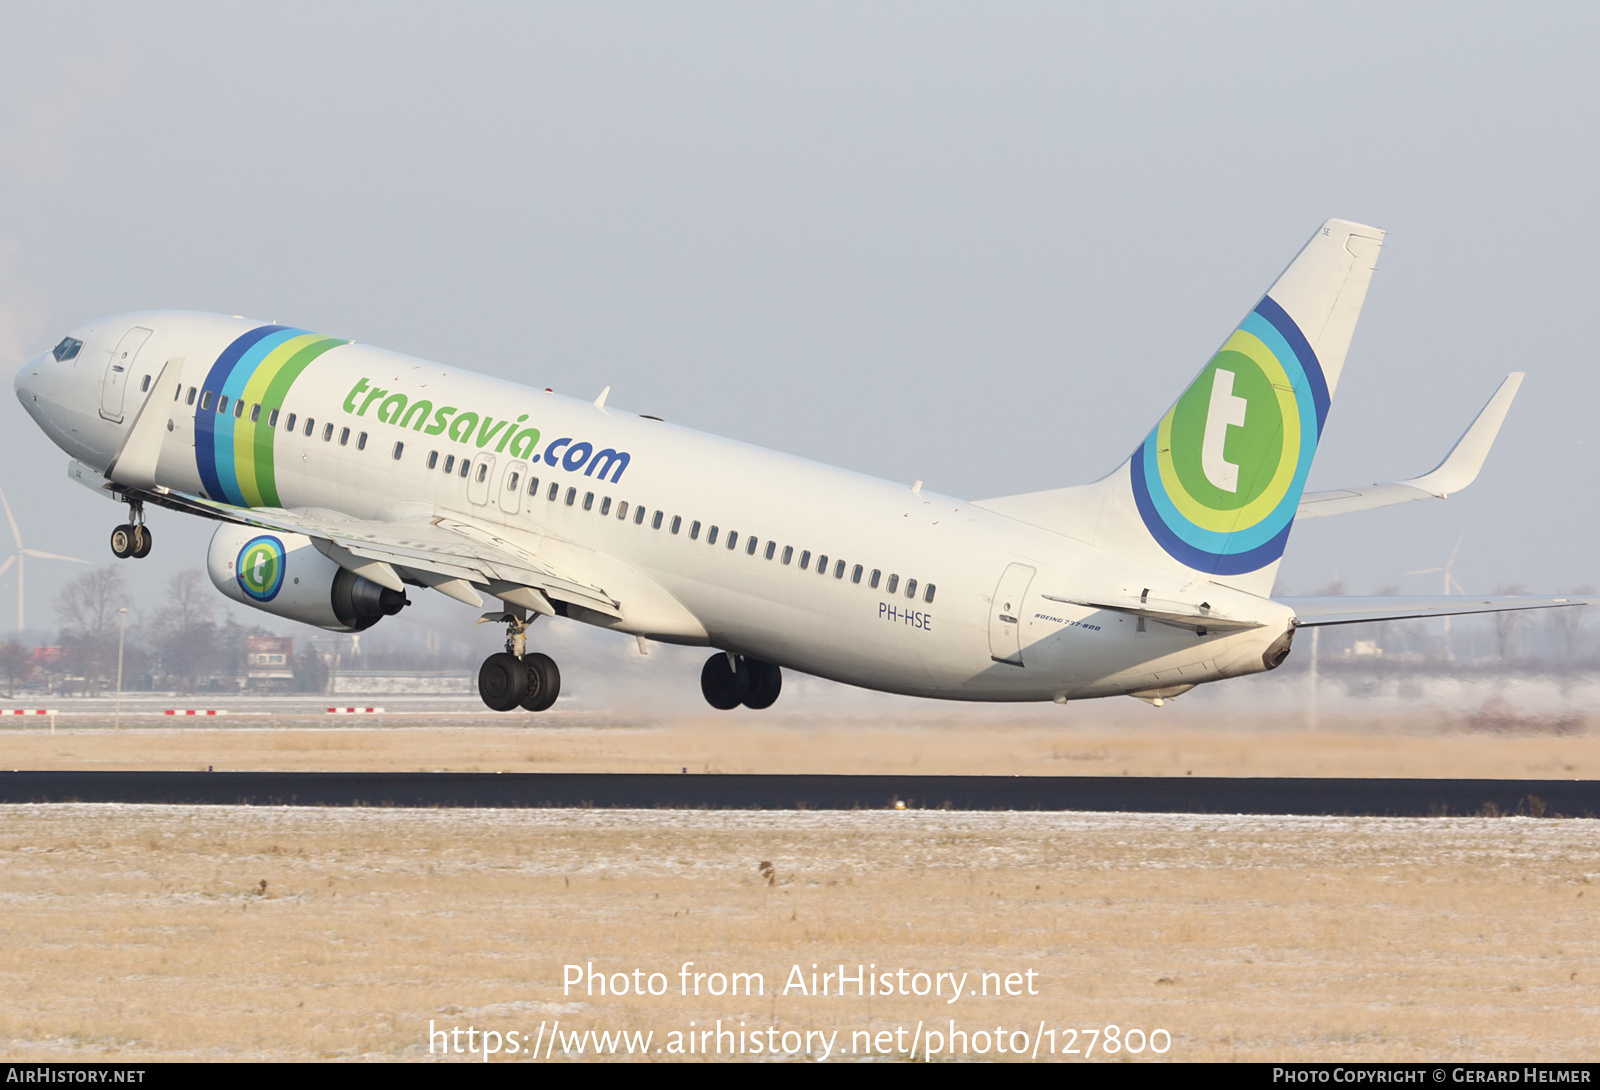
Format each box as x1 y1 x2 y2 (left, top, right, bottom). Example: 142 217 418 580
975 219 1385 597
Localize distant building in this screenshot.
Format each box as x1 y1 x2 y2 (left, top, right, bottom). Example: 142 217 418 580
246 636 295 689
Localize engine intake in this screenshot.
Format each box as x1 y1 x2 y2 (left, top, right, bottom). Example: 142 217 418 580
207 523 409 632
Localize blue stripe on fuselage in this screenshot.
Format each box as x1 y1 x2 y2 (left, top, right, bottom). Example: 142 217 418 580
193 325 292 503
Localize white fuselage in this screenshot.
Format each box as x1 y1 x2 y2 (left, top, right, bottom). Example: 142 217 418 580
15 311 1294 702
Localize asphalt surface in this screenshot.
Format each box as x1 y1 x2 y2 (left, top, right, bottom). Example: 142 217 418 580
0 772 1594 816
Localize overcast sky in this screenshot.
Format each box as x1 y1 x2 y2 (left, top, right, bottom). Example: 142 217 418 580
2 3 1598 648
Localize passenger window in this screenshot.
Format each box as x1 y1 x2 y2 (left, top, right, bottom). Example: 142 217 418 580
817 554 829 575
507 472 520 491
323 423 334 441
358 432 368 451
835 560 846 579
234 400 245 419
616 501 627 520
747 537 758 556
689 521 701 541
765 541 776 560
304 417 315 436
782 546 793 565
173 383 182 401
392 441 404 460
339 427 350 446
707 525 718 545
249 403 260 423
285 413 297 432
565 487 576 506
267 409 278 428
427 451 439 470
141 375 152 393
548 482 559 501
478 464 490 483
600 497 611 516
210 394 222 413
886 574 899 594
870 569 881 589
528 476 540 495
459 460 470 478
905 578 917 599
636 507 648 526
668 514 678 533
186 387 198 406
851 564 863 584
583 492 594 511
799 550 810 570
443 454 456 474
924 583 936 604
726 530 737 550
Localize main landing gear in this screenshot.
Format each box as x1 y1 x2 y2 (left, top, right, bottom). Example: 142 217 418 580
701 652 782 711
109 499 152 559
477 609 561 712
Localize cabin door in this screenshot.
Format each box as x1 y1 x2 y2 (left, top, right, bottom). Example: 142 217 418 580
988 563 1036 666
100 326 152 422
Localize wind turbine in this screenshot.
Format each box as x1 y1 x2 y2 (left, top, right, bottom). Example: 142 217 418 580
0 484 89 633
1408 535 1465 663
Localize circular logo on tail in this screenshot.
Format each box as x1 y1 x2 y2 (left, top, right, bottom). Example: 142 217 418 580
237 535 287 601
1130 295 1328 576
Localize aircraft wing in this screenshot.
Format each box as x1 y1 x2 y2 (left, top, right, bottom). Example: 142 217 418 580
121 483 621 619
1296 373 1522 519
1279 594 1588 628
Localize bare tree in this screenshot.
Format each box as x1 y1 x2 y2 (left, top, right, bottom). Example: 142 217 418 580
1493 583 1529 664
152 571 218 692
0 639 30 698
54 566 132 694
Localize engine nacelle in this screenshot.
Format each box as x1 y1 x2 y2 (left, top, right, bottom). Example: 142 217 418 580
207 523 408 632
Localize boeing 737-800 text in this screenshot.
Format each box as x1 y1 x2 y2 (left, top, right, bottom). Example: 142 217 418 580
12 219 1582 711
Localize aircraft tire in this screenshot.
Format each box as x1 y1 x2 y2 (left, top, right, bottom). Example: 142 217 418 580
132 526 152 559
700 653 750 710
109 525 135 559
478 652 529 711
742 659 782 710
519 653 561 712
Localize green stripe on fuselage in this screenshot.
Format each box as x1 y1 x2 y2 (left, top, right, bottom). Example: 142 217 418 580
233 336 347 507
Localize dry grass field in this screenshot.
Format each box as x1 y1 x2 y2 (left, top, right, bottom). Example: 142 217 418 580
1 711 1598 778
0 804 1594 1062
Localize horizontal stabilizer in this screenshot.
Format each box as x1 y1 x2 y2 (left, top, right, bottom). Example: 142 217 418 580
1041 593 1264 633
1297 373 1522 519
1280 593 1587 628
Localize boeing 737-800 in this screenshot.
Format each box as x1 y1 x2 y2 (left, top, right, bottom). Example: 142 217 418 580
11 219 1583 711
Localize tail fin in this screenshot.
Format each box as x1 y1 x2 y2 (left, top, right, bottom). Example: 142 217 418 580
975 218 1385 596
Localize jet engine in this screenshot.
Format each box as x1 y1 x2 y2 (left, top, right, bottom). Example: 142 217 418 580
207 523 408 632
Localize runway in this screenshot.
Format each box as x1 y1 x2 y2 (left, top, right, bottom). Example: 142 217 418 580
0 771 1595 816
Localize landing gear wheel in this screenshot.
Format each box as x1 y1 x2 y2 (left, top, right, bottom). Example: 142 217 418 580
109 524 135 559
478 651 529 711
519 653 561 712
131 525 152 559
701 653 750 711
742 659 782 710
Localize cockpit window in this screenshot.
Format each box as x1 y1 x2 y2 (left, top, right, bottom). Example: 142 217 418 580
51 338 83 362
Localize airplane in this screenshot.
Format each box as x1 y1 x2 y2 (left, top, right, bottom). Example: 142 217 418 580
11 218 1585 712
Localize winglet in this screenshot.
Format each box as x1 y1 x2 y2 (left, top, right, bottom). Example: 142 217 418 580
1402 372 1523 496
1296 373 1522 519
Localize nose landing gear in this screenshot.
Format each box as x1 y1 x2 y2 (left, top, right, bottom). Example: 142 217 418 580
109 500 152 559
701 652 782 710
476 609 562 712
